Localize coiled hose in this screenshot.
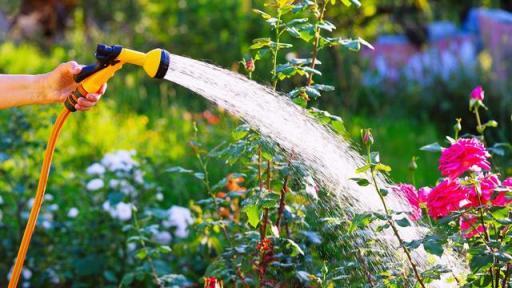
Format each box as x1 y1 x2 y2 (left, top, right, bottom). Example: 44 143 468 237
8 108 71 288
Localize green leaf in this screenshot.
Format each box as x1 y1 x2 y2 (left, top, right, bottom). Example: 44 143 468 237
261 193 280 208
286 27 301 38
375 163 391 173
286 239 304 256
340 0 352 6
350 177 370 186
423 235 444 257
250 38 272 49
253 9 272 19
355 164 370 174
318 20 336 32
232 124 250 140
158 246 172 254
287 18 309 26
136 248 148 260
395 217 411 227
420 142 443 152
305 87 321 99
243 204 260 228
302 66 322 76
470 254 494 273
370 151 380 164
312 84 335 91
166 166 194 174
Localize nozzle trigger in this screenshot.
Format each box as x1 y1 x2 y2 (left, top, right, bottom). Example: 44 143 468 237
73 64 102 83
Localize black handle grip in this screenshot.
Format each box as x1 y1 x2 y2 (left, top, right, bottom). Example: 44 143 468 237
73 64 102 83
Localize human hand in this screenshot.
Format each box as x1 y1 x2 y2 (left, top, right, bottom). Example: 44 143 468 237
40 61 107 111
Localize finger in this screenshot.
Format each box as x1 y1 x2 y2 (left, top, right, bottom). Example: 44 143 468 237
97 83 107 95
63 61 82 75
75 104 91 111
85 93 100 102
77 97 96 108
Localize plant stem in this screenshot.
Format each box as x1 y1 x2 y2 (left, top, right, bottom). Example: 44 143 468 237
306 0 328 87
474 180 497 286
275 175 289 230
474 107 485 137
271 11 282 90
367 147 426 288
503 264 511 288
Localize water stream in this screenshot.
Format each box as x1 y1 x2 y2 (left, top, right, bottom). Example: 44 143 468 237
164 54 465 286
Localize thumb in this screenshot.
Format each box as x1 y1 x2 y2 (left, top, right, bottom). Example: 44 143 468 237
60 60 82 75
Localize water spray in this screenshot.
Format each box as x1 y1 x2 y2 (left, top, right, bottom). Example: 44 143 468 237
8 44 170 288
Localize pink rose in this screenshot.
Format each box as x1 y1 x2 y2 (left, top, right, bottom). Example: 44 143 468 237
439 138 491 179
460 214 485 238
392 184 421 221
426 179 470 219
470 85 485 101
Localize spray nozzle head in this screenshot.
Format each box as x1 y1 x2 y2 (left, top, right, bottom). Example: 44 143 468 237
95 44 122 64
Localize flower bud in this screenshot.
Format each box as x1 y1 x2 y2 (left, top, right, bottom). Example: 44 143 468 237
470 85 484 101
245 58 255 73
409 156 418 171
453 118 462 134
361 129 374 146
486 120 498 128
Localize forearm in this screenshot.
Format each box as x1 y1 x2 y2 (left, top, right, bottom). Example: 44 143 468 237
0 74 45 109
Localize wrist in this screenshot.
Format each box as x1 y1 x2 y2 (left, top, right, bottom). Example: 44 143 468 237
33 73 52 104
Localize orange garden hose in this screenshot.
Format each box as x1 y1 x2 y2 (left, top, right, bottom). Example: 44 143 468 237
8 108 71 288
6 44 170 288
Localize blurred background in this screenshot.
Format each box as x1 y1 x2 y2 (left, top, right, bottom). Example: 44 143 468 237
0 0 511 286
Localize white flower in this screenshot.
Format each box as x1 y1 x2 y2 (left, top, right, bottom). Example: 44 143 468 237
127 242 137 252
304 176 318 199
48 204 59 212
153 231 172 245
22 268 32 280
28 198 34 208
86 163 106 175
86 178 104 191
163 206 193 238
42 220 52 229
101 150 138 172
44 194 54 201
116 202 132 221
155 193 164 201
134 169 144 184
0 195 3 205
102 201 132 221
67 207 79 218
46 269 59 284
109 179 136 196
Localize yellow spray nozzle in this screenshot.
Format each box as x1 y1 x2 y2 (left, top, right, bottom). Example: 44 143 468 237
64 44 170 112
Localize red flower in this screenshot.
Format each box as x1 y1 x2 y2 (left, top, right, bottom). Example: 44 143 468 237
426 179 470 219
204 277 223 288
439 138 491 179
392 184 421 221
